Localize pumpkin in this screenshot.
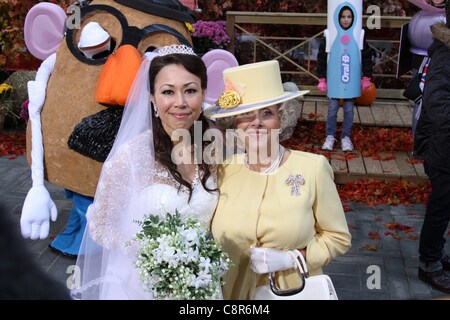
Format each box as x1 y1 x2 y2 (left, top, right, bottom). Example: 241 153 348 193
355 82 376 106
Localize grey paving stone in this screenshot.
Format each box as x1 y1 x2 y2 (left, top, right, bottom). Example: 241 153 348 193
2 155 449 300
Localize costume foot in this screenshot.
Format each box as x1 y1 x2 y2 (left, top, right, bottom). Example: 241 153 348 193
48 244 78 259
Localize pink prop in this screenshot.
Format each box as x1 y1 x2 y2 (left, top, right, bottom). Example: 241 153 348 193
24 3 67 61
201 49 239 105
408 0 445 13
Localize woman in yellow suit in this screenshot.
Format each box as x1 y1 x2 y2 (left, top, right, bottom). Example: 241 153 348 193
205 60 351 300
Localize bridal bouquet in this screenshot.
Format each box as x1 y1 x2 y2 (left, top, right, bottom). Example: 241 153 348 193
129 211 232 300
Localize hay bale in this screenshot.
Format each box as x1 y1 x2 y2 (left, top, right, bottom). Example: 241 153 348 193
5 70 36 116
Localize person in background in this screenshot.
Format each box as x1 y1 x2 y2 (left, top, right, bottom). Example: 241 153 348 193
405 0 446 135
205 60 351 300
413 0 450 294
0 202 71 300
317 6 373 151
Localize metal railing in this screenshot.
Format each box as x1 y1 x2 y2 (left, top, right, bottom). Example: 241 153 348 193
226 12 412 99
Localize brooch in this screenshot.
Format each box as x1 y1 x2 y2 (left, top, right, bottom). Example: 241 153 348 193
286 174 305 196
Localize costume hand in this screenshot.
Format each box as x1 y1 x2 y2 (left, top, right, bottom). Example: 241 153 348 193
249 247 296 274
317 78 327 92
361 76 371 90
21 186 58 240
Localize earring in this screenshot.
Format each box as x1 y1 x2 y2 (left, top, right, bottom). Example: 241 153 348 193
154 107 159 118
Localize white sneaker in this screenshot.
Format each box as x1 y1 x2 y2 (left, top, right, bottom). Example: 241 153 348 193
341 136 354 152
322 135 335 150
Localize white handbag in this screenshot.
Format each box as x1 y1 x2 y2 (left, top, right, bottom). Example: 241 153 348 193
253 251 338 300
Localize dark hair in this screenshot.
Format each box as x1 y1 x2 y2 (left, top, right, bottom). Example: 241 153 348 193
149 53 216 199
339 6 354 30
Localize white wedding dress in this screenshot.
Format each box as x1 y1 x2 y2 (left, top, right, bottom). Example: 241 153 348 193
72 131 219 300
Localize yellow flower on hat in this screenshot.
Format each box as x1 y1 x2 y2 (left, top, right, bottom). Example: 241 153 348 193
218 90 241 109
217 78 244 109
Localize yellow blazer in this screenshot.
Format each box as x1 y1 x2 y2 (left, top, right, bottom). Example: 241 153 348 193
212 150 351 300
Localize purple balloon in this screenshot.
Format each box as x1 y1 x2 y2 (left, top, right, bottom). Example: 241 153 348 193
408 10 445 56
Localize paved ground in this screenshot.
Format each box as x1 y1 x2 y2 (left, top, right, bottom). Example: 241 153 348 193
1 155 449 300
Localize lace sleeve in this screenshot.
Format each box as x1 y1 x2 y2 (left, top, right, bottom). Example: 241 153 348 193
88 146 132 250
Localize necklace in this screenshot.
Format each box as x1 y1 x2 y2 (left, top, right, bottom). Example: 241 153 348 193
245 145 285 174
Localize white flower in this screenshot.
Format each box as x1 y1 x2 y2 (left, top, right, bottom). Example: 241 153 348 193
128 210 232 300
180 227 199 246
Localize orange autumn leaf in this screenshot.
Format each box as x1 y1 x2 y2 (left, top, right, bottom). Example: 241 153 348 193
308 112 317 119
406 158 424 164
384 222 415 233
363 244 378 251
283 120 414 159
342 204 353 212
337 179 430 207
406 234 418 240
384 231 401 239
368 231 380 240
0 132 26 158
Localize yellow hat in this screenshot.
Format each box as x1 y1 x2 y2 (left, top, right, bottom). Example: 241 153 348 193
204 60 309 118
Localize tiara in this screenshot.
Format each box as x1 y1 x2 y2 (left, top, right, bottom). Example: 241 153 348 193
157 44 197 57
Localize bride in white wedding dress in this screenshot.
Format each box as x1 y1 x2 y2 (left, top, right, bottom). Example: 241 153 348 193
71 45 219 300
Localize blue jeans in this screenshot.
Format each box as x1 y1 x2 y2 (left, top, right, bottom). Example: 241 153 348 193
326 98 354 138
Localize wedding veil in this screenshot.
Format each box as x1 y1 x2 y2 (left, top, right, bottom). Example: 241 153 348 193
71 49 161 299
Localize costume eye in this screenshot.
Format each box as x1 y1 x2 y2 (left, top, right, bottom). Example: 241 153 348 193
145 46 157 53
65 5 125 65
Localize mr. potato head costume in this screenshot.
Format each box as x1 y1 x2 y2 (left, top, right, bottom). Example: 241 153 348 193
20 0 238 257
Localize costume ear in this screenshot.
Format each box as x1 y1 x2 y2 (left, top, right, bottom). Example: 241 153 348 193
24 2 67 60
202 49 239 106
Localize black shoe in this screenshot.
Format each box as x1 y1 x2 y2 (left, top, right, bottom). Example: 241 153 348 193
60 252 78 260
48 244 77 260
418 267 450 294
442 256 450 271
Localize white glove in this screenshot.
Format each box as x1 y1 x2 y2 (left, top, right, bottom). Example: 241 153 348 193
21 185 58 239
20 54 57 240
249 247 297 274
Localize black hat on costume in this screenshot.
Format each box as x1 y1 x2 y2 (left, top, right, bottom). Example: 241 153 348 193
114 0 196 23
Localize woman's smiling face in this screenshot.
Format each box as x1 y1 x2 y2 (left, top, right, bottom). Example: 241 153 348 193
151 63 204 137
234 105 281 153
